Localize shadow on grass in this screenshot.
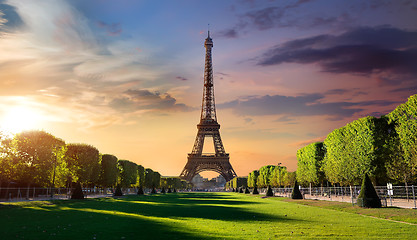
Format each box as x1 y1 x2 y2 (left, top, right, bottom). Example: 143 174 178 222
0 192 298 240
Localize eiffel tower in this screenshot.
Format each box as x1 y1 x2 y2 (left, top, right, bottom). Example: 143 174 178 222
179 31 237 182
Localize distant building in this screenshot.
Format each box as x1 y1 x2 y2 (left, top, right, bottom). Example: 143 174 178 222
192 174 226 189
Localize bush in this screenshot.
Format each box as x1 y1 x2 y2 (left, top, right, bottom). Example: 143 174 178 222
71 182 84 200
151 188 157 194
167 188 172 193
114 184 123 196
291 180 303 199
173 188 177 193
357 173 381 208
161 187 166 194
252 186 259 195
137 187 144 195
245 187 250 194
266 185 274 196
239 187 243 193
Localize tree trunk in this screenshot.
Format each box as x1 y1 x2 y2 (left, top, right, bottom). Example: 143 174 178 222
26 183 30 199
404 175 409 202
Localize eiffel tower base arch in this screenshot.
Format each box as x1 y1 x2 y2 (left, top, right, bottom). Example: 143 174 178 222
180 155 236 182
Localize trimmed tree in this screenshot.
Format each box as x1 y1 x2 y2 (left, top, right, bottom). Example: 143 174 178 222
296 142 325 186
239 187 243 193
252 186 259 195
266 185 273 196
245 187 250 194
357 173 381 208
71 182 84 199
291 180 303 199
114 184 123 196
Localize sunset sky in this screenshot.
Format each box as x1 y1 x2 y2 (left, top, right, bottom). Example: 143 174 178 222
1 0 417 178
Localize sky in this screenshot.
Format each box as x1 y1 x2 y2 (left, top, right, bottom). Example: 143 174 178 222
0 0 416 178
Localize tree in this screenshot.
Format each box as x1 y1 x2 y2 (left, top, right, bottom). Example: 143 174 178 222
153 171 161 189
114 184 123 196
160 177 182 189
323 117 390 185
385 134 415 186
296 142 325 186
118 160 137 188
137 165 145 187
283 171 297 187
357 173 381 208
247 170 259 188
0 135 16 185
291 180 303 199
252 186 259 194
266 185 273 196
387 94 417 183
100 154 118 187
271 166 287 187
8 130 66 187
65 143 100 186
229 177 247 189
71 182 84 199
144 168 160 189
257 165 276 188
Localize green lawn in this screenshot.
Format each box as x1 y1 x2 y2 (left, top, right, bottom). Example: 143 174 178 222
1 192 416 239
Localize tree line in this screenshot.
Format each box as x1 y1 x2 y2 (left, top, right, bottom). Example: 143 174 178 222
226 165 297 189
296 94 417 187
0 130 188 189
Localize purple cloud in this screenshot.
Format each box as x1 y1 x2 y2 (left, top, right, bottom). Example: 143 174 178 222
258 26 417 78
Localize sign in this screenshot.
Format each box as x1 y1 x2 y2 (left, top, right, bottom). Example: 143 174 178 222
387 183 393 196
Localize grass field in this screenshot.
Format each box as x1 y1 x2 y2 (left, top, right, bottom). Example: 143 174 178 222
1 192 416 239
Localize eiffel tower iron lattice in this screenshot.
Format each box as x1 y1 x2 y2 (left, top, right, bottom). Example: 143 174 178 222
179 31 237 182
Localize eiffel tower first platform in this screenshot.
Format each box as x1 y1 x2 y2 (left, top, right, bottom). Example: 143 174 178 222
179 31 237 182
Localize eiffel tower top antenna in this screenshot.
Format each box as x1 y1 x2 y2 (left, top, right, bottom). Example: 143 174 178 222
201 24 216 122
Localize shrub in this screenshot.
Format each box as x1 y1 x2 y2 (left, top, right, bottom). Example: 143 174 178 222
173 188 177 193
114 184 123 196
266 185 273 196
161 187 166 194
137 187 144 195
291 180 303 199
167 188 172 193
239 187 243 193
71 182 84 200
357 173 381 208
245 187 250 194
252 186 259 195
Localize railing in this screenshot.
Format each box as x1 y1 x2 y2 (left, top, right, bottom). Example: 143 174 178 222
0 187 140 202
262 186 417 208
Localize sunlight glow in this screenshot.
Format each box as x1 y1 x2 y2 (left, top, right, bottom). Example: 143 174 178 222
0 105 42 134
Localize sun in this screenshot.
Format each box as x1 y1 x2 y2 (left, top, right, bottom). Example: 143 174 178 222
1 106 42 134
